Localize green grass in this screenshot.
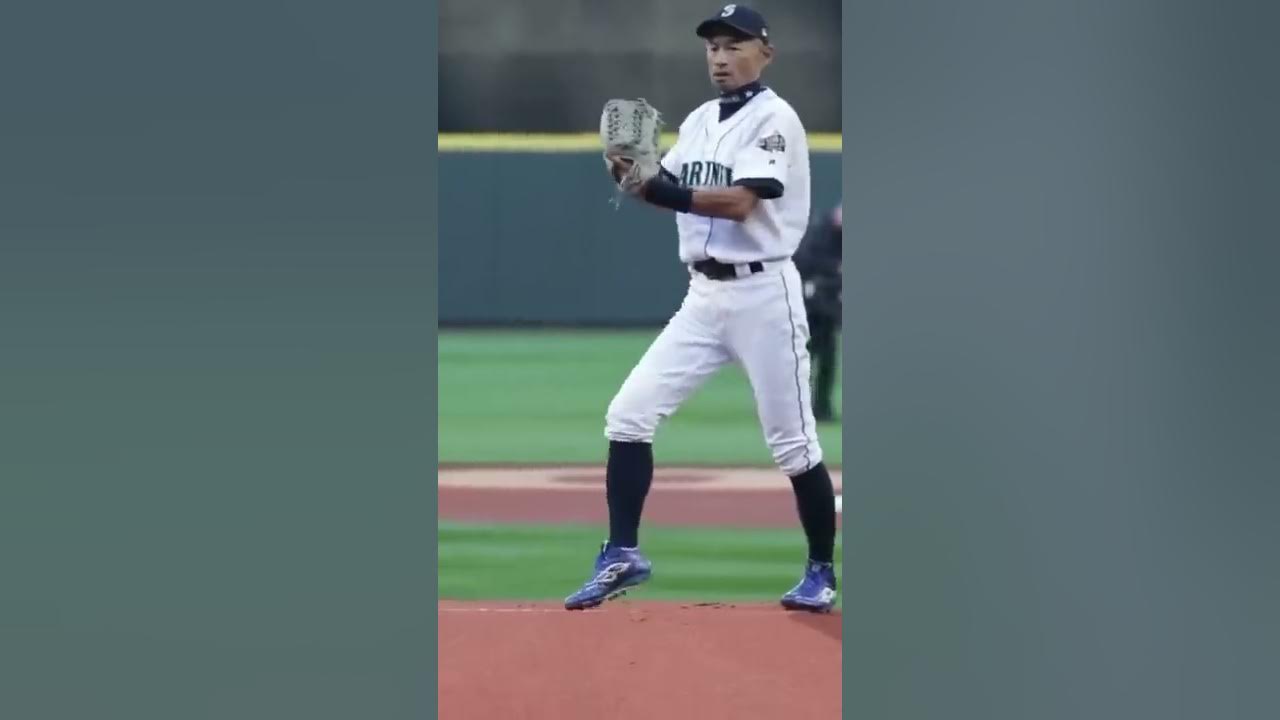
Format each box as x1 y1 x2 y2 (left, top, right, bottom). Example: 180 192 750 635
439 329 841 466
439 521 842 607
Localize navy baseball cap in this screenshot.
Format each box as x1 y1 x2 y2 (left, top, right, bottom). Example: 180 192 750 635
696 4 770 44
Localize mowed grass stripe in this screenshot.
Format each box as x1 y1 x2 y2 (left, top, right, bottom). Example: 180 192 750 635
439 330 842 466
439 522 843 607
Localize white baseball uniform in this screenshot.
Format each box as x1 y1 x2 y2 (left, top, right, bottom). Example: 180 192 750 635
605 87 823 477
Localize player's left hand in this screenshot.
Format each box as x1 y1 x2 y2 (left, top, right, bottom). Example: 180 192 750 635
605 154 632 182
600 98 663 199
606 154 649 196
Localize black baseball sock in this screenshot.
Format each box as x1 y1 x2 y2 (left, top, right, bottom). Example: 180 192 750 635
605 440 654 548
789 462 837 564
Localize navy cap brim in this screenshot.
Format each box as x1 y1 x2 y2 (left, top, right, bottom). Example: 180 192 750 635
696 19 767 43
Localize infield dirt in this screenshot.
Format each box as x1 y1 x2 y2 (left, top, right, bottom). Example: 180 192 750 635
438 465 843 527
438 466 843 718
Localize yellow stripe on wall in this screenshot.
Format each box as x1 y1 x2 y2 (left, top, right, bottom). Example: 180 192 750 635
438 132 842 153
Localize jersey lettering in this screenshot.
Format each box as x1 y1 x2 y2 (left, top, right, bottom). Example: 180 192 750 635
680 161 734 188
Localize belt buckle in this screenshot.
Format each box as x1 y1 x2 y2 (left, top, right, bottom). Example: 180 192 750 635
695 260 727 280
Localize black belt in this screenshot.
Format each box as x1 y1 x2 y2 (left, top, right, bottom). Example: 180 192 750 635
691 259 765 281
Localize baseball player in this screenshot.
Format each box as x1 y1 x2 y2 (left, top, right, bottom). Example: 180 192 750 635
565 5 838 613
795 202 843 422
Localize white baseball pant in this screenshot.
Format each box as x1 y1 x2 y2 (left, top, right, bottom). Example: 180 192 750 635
605 260 824 477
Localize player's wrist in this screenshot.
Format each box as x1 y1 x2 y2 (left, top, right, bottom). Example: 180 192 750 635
642 178 693 213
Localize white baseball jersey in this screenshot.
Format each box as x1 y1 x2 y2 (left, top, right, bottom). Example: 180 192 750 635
660 88 811 264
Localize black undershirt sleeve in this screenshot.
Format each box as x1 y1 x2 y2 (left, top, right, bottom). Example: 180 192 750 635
733 177 784 200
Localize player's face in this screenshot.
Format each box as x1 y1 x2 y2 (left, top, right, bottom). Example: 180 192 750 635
704 35 772 91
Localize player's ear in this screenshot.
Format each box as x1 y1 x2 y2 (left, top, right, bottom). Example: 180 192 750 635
760 42 775 64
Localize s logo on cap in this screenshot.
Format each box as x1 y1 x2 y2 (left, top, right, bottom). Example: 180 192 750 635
721 4 736 17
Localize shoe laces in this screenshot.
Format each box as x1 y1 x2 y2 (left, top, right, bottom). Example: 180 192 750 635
798 561 835 591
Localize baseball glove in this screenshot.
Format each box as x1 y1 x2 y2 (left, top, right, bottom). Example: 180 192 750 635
600 98 663 196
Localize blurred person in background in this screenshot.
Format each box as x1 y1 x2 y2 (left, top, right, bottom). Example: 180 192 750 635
795 202 842 422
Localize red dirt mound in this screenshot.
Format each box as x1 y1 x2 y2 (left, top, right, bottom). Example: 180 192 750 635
438 600 841 719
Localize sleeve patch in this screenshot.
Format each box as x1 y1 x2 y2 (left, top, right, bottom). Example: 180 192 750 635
757 132 786 153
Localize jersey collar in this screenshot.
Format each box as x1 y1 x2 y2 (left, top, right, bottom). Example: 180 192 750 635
718 81 767 121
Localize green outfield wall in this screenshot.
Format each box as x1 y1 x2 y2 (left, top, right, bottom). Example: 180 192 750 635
439 135 842 326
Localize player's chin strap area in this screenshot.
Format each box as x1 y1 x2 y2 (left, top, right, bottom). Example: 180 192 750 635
690 258 789 281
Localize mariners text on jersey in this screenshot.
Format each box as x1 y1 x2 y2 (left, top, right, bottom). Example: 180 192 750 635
678 160 734 187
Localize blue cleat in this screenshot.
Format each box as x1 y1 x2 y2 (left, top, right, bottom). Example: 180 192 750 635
780 560 838 613
564 542 653 610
